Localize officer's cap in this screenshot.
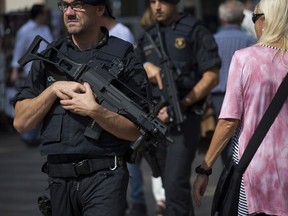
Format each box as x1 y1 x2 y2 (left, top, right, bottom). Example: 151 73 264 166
163 0 180 4
81 0 115 19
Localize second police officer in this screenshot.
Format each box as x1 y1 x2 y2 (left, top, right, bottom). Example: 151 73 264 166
135 0 221 215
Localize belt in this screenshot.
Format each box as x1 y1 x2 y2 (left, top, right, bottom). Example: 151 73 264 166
43 156 125 178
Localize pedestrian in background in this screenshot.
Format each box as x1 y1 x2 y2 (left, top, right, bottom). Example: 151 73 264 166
101 1 135 45
135 0 220 215
193 0 288 215
10 4 53 146
212 0 256 164
13 0 150 215
241 0 257 38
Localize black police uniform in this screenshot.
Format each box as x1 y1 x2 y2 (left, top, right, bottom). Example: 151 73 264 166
13 28 150 216
135 14 221 216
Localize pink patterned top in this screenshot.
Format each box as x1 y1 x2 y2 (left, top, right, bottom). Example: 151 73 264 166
219 44 288 215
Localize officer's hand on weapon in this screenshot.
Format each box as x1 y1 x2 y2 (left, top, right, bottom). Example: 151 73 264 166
59 82 99 117
157 106 169 123
144 62 163 89
52 81 86 100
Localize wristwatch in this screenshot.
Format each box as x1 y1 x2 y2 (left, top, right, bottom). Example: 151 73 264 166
195 165 212 176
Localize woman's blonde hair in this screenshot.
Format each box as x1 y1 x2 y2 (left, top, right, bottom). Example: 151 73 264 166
256 0 288 50
140 7 155 29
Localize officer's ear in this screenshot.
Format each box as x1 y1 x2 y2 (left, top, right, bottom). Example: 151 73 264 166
96 5 106 17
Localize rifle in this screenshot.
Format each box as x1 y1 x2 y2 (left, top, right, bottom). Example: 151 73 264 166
18 35 172 177
159 56 185 129
145 24 185 130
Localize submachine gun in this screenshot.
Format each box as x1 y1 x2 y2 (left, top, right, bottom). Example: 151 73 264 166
19 35 172 178
158 51 185 130
145 25 185 131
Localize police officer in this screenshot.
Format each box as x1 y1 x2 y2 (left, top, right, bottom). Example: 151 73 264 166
135 0 220 215
13 0 150 216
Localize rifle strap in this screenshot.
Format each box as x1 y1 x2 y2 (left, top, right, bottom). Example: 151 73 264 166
144 31 163 60
145 25 181 78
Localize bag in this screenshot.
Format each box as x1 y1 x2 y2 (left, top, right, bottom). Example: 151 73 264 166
198 106 216 154
211 160 242 216
201 107 216 137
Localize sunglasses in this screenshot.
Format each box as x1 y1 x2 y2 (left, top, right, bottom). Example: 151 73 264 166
252 13 264 24
57 1 85 12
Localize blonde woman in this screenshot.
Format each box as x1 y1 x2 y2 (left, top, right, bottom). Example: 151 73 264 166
193 0 288 215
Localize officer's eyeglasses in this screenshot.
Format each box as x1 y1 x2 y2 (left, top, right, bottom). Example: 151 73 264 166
252 13 264 24
57 1 85 12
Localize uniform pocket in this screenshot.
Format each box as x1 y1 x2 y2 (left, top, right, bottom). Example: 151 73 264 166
40 105 65 144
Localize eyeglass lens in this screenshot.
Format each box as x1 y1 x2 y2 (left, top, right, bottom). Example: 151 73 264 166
57 1 84 11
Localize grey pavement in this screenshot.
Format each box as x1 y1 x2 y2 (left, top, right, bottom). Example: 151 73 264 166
0 118 223 216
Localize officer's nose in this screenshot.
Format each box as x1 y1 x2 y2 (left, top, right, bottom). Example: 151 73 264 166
155 1 162 9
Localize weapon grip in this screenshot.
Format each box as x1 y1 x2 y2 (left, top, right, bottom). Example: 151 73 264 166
143 149 161 177
130 135 162 177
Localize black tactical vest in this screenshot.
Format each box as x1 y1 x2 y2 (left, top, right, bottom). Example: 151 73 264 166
139 14 201 98
40 36 135 156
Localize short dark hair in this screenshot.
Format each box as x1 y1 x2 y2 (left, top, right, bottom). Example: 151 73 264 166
30 4 45 20
102 1 115 19
164 0 180 4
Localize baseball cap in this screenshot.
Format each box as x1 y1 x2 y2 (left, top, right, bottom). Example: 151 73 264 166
81 0 115 19
164 0 180 4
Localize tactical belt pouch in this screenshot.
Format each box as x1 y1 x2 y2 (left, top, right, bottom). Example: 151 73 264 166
38 195 52 216
42 156 125 178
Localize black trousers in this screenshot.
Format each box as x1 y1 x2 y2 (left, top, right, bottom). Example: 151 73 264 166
48 166 129 216
157 112 201 216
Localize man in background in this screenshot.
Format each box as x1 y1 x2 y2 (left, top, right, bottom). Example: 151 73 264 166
10 4 53 146
135 0 220 215
101 2 135 44
241 0 257 38
212 0 256 163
